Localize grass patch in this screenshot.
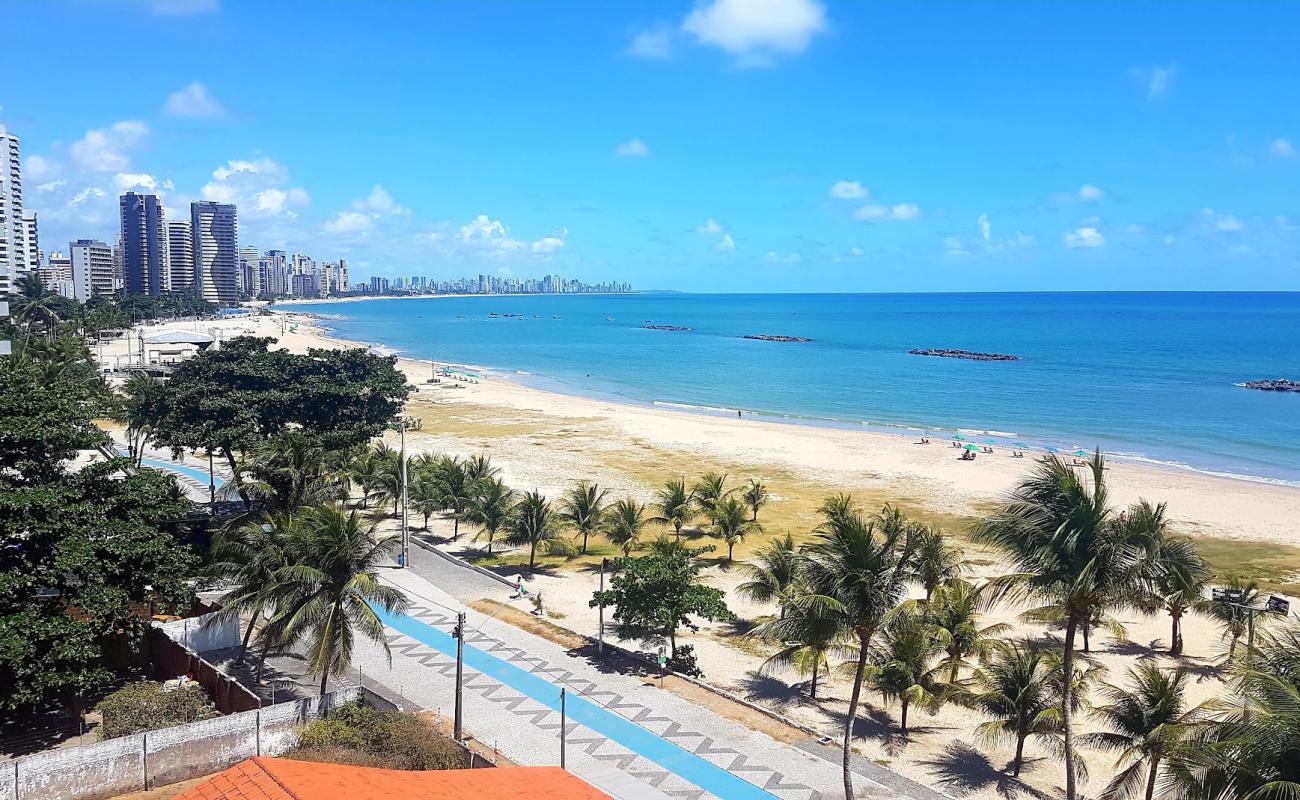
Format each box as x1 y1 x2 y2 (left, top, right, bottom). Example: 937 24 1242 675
1194 536 1300 594
468 599 590 649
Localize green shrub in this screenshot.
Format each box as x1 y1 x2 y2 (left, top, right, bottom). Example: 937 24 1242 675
291 702 464 770
98 681 219 739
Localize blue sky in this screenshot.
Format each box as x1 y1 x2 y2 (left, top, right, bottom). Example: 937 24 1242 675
3 0 1298 291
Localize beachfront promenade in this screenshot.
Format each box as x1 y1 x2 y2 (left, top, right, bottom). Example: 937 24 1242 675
135 453 943 800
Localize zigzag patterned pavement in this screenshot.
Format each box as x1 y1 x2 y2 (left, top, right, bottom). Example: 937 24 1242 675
348 569 922 800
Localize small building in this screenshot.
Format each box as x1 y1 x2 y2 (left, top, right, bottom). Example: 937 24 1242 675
175 758 612 800
143 330 216 364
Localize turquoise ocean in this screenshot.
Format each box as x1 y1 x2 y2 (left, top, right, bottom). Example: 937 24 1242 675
299 292 1300 486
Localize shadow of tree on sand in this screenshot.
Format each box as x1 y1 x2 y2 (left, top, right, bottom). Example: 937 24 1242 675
916 742 1058 799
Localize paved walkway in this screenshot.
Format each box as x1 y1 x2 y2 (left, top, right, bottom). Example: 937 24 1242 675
352 569 929 800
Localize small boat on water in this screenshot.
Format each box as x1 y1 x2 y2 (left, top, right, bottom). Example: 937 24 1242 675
456 314 466 319
488 312 498 318
552 315 561 319
606 316 615 321
533 314 541 319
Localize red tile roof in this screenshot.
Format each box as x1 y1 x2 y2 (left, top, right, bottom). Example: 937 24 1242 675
175 757 613 800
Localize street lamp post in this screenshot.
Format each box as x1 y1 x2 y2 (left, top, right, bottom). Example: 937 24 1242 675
598 558 607 657
452 612 465 741
399 422 409 568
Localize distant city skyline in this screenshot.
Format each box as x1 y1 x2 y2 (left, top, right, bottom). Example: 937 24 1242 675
1 1 1298 292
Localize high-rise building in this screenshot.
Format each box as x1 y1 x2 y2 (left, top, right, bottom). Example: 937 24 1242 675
238 245 260 296
260 249 288 297
1 132 36 295
190 201 238 304
69 239 114 301
38 250 74 298
20 213 39 275
166 220 194 292
120 192 168 296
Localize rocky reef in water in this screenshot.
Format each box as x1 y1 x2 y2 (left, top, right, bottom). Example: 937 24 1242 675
741 334 812 343
909 348 1021 362
642 325 692 331
1237 379 1300 393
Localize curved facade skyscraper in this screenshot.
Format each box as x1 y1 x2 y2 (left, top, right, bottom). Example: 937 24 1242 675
190 200 238 305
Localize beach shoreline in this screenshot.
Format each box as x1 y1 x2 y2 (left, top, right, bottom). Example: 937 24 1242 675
111 310 1300 551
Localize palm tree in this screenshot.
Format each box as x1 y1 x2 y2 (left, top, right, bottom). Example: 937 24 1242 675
408 471 443 530
462 453 498 483
1082 662 1191 800
206 513 295 665
434 456 473 539
505 490 571 570
349 448 386 509
750 583 851 700
1128 501 1208 655
871 607 945 734
113 373 164 467
691 471 732 517
736 532 801 617
742 479 770 522
708 495 762 562
974 453 1146 800
234 431 349 514
468 477 515 555
923 579 1010 683
651 478 694 540
801 496 921 800
558 481 610 554
1202 575 1266 657
9 274 62 341
605 498 649 557
915 525 964 601
956 640 1064 778
261 505 408 696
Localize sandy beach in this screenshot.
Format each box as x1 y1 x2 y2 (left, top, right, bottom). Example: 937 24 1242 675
102 310 1300 799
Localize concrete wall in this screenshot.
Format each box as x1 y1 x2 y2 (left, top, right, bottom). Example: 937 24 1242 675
155 611 239 653
0 688 360 800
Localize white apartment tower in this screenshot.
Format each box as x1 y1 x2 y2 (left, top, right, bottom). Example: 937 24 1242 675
69 239 114 301
167 220 194 291
1 132 37 295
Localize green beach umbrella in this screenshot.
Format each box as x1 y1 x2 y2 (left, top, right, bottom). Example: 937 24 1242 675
964 444 980 452
952 434 966 441
983 438 997 445
1072 449 1090 457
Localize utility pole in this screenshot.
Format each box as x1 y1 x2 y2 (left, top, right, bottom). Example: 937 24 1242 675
452 613 465 741
598 558 607 657
400 422 409 568
559 688 567 769
207 449 216 514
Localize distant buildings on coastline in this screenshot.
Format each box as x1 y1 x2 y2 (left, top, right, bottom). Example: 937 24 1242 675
0 126 631 306
362 273 633 297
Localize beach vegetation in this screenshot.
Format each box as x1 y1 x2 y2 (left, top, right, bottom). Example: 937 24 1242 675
914 525 964 601
742 478 770 522
691 471 733 518
651 477 694 540
749 577 851 700
1082 661 1192 800
920 578 1010 684
707 494 763 562
505 490 573 570
206 512 296 666
97 681 218 740
605 498 650 557
468 476 515 555
1200 574 1268 658
869 607 946 734
590 538 734 663
736 532 802 616
953 639 1065 778
559 481 611 554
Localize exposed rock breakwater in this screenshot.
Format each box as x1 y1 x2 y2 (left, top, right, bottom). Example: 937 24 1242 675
1237 379 1300 393
642 325 692 331
741 334 813 343
909 348 1021 361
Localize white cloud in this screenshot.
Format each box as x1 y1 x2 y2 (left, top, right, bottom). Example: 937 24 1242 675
829 180 867 200
615 139 650 158
70 120 148 172
25 154 60 182
68 187 107 207
717 234 736 252
532 236 566 254
114 172 160 191
323 211 373 235
36 180 66 193
458 215 526 252
695 217 735 251
1064 227 1104 248
1078 184 1105 201
855 203 920 222
765 250 801 264
352 185 409 216
697 217 725 234
977 214 991 242
1133 64 1175 99
164 82 227 119
1272 137 1296 158
627 26 672 59
201 158 309 218
1199 208 1244 233
682 0 827 65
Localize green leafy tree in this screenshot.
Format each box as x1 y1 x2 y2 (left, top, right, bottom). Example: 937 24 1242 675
691 471 732 517
871 607 946 734
262 505 408 696
955 640 1064 778
707 495 762 561
111 373 165 467
408 471 443 530
559 481 610 554
1127 501 1208 655
605 498 649 557
1083 662 1192 800
468 477 515 555
591 539 735 659
800 498 921 799
433 456 473 538
751 583 850 700
206 513 296 664
921 578 1010 683
651 478 693 540
974 453 1148 800
97 681 218 739
915 525 964 601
